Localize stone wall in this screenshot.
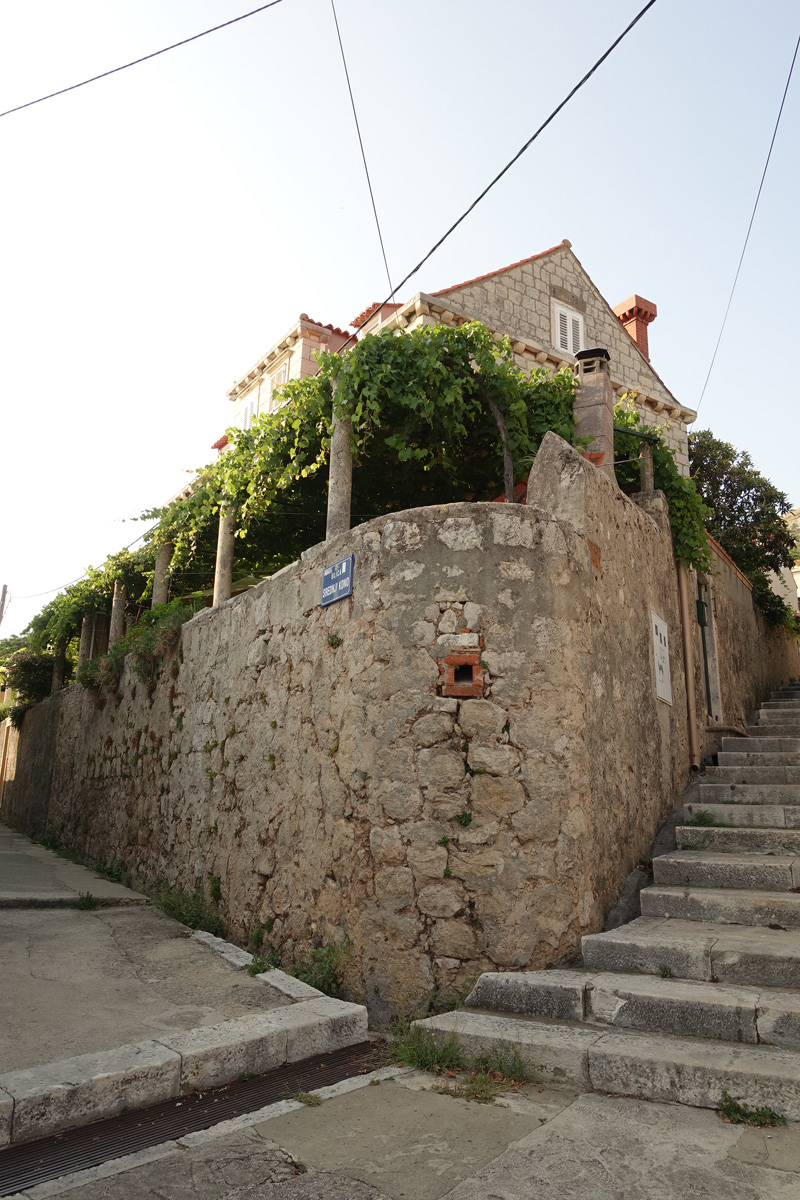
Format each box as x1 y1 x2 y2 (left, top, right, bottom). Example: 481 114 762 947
0 698 59 838
703 541 800 730
3 435 797 1019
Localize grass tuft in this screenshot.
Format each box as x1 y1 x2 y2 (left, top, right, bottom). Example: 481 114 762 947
718 1090 786 1127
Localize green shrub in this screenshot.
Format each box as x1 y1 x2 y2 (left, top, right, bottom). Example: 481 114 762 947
144 877 223 935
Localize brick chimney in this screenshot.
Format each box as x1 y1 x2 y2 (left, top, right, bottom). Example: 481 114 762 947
613 295 657 360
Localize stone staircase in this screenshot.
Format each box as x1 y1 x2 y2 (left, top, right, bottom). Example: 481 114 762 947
417 682 800 1118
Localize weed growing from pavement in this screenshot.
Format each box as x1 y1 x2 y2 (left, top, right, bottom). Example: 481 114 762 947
144 877 223 936
292 1091 322 1107
433 1046 529 1104
658 964 673 978
685 810 731 827
718 1091 787 1127
247 949 281 976
389 1021 463 1073
72 892 101 910
287 937 351 997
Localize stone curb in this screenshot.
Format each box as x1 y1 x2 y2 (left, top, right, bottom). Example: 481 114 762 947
0 996 368 1147
2 1067 408 1198
190 930 327 1000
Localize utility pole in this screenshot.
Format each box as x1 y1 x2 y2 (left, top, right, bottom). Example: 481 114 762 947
0 585 7 630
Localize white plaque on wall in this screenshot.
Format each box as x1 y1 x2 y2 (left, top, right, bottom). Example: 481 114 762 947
651 612 673 705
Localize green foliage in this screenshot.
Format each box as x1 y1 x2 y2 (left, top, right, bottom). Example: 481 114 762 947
78 600 191 699
72 892 101 910
454 811 473 827
144 877 224 935
247 948 281 976
718 1090 786 1127
434 1047 528 1103
614 403 711 572
689 430 797 630
291 1091 322 1107
286 937 352 998
3 649 55 706
388 1021 463 1072
685 810 730 827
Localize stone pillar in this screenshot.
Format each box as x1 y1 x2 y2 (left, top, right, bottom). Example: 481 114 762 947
109 580 127 647
50 639 66 694
573 348 616 482
325 379 353 541
77 614 94 673
212 509 236 607
638 441 655 491
152 540 173 607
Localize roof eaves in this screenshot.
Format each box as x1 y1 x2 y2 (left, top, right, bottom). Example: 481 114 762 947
432 240 571 296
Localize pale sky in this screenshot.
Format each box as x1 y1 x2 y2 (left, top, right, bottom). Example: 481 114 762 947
1 0 797 637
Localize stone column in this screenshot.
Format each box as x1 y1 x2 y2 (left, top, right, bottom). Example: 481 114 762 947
212 509 236 606
325 379 353 541
152 541 173 607
50 639 66 693
638 441 655 491
77 614 94 673
109 580 127 647
573 348 616 482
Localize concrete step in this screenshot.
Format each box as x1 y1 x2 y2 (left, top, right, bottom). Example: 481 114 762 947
759 712 800 725
698 783 800 805
721 736 800 753
464 968 800 1049
761 701 800 711
641 885 800 929
704 765 800 783
653 849 800 890
683 801 800 828
414 1008 800 1118
747 726 800 738
677 824 800 854
582 916 800 987
718 752 800 767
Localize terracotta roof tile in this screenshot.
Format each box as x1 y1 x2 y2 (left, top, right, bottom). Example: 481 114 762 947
212 434 229 450
304 318 350 338
350 301 401 329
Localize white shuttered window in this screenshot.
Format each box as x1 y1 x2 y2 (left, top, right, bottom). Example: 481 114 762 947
553 303 584 356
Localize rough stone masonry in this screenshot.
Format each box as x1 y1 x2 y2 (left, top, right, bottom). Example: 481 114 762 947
3 435 797 1020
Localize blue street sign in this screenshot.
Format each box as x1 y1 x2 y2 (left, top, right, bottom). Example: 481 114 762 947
321 554 354 607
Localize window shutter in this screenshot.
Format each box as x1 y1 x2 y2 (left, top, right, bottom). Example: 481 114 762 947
571 316 581 355
558 310 569 351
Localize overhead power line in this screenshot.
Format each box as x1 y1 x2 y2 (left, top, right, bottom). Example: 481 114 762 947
697 29 800 410
338 0 659 353
329 0 393 297
0 0 286 119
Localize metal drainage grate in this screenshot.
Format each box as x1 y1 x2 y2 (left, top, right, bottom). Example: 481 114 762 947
0 1041 386 1197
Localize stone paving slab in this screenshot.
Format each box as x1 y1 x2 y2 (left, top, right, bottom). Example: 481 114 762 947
0 906 292 1074
6 1073 799 1200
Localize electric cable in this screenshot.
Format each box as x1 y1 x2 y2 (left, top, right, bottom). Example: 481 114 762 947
329 0 393 297
697 29 800 409
337 0 659 353
0 0 286 119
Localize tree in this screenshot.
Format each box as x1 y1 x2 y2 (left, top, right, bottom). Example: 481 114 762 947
689 430 797 628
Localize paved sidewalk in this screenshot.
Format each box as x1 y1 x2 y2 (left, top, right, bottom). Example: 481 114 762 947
0 825 290 1074
9 1069 800 1199
0 824 147 907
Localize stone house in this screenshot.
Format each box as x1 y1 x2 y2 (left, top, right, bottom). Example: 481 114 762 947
218 240 696 474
